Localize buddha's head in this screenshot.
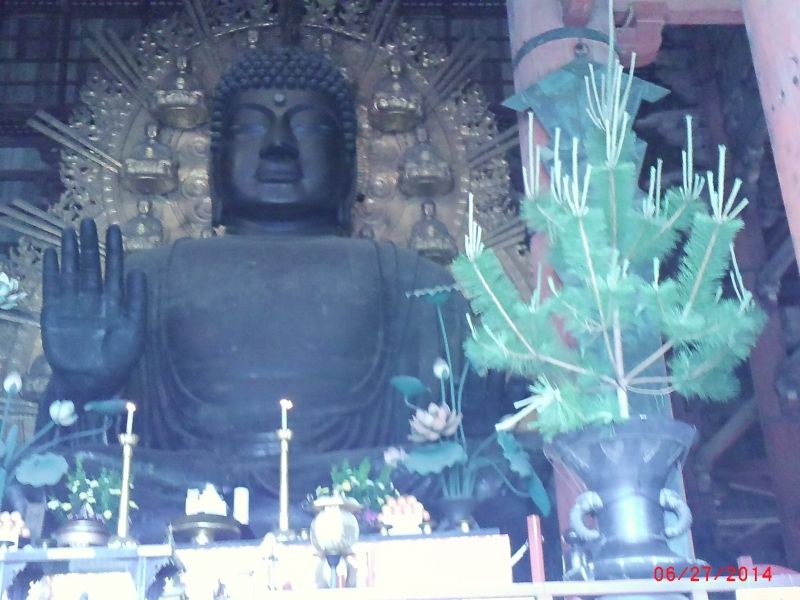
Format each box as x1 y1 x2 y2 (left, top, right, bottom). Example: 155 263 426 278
210 47 357 231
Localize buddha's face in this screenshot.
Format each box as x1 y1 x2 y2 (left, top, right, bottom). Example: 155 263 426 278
213 88 349 223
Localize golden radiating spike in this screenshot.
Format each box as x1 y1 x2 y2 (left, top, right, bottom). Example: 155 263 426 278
0 205 63 239
373 0 400 47
85 38 149 108
433 43 485 97
3 202 107 256
106 29 151 92
10 199 71 233
34 111 121 169
0 217 62 248
426 37 472 89
183 0 223 73
484 225 527 250
359 0 401 76
27 113 120 173
424 44 486 111
467 128 520 166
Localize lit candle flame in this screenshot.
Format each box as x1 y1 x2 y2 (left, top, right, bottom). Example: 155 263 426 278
125 402 136 435
280 398 293 430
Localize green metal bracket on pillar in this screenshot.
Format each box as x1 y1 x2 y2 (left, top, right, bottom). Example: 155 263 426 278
503 57 668 160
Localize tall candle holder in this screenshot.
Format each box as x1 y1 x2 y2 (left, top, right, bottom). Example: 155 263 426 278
275 398 295 540
109 402 138 548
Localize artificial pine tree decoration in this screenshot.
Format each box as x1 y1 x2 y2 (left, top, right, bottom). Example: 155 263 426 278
453 50 766 442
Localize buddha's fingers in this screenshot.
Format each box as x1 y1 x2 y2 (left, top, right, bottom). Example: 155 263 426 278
42 248 60 306
104 225 124 309
79 219 102 296
60 227 79 298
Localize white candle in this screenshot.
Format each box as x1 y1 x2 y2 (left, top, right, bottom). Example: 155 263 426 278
125 402 136 435
279 398 293 430
233 487 250 525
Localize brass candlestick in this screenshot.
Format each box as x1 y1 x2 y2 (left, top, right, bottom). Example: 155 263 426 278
276 427 293 536
108 431 139 547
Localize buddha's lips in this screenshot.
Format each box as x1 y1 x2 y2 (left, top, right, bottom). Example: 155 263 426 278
255 161 302 183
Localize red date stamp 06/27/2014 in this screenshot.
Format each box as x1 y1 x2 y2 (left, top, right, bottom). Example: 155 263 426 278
653 565 773 582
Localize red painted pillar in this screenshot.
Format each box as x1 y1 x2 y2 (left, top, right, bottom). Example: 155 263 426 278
741 1 800 569
742 2 800 264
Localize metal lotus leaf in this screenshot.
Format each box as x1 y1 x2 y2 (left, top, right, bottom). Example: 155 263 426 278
390 375 428 398
527 475 551 517
403 440 466 475
15 452 68 487
84 399 128 415
497 431 533 477
497 431 551 516
398 142 453 197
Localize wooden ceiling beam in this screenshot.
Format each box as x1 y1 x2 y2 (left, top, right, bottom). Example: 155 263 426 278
562 0 743 26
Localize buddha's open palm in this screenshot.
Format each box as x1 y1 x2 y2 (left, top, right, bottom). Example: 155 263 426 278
41 219 147 400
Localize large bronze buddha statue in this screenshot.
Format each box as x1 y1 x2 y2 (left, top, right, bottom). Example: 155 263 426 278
41 47 468 460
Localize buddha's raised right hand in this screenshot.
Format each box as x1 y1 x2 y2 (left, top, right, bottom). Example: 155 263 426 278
41 219 147 400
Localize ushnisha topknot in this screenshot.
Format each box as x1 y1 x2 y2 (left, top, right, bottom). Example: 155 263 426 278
210 47 357 162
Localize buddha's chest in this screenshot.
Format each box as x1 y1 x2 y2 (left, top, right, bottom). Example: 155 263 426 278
141 237 390 402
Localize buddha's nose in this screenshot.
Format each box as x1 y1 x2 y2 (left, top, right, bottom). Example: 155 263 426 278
260 117 299 161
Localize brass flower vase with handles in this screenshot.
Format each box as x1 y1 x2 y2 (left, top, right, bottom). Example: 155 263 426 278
54 518 110 548
432 496 479 533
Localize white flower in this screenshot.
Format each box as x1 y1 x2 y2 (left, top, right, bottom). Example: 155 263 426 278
383 446 408 468
432 358 451 381
78 492 87 501
46 499 60 510
49 400 77 427
102 510 112 520
89 480 99 488
60 502 71 512
2 372 21 396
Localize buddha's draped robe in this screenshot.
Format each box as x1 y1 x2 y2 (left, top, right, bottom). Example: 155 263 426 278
125 235 466 455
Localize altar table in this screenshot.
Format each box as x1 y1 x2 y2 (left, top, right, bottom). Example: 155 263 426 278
0 530 512 599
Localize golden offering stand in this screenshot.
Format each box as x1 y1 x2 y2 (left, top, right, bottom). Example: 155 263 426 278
170 513 242 546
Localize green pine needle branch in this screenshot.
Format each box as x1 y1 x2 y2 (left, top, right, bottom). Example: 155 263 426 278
452 51 766 442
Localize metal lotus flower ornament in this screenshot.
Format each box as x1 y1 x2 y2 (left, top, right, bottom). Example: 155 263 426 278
386 287 551 518
0 273 25 310
49 400 78 427
0 370 124 513
409 402 462 443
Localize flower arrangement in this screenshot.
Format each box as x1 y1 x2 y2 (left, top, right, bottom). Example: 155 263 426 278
315 457 398 526
47 457 137 524
389 287 550 516
0 373 117 511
